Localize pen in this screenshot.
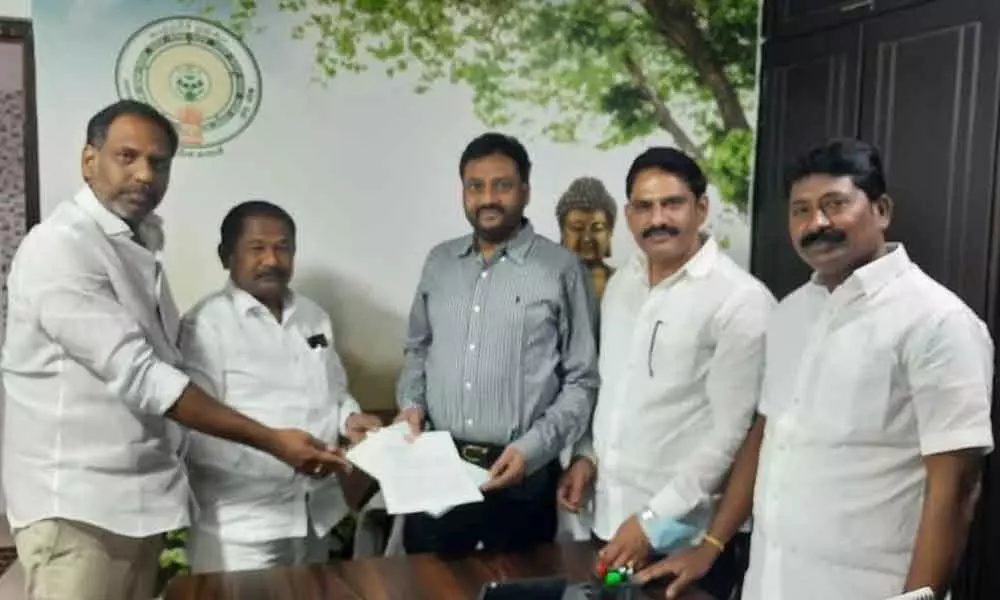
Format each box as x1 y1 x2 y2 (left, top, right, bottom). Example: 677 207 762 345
647 320 663 377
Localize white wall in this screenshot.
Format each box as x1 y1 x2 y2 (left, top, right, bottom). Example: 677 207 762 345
14 1 757 411
0 0 28 19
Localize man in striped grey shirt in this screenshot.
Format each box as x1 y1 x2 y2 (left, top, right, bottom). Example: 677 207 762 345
395 132 600 555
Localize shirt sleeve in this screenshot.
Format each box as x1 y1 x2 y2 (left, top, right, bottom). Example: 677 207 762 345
902 307 994 456
178 313 225 400
511 260 600 475
396 249 436 411
648 285 774 520
15 227 189 417
176 311 231 467
322 322 361 436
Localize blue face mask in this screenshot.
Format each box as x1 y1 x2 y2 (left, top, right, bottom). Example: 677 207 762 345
640 516 700 553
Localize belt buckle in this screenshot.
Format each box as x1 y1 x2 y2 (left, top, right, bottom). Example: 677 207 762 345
461 444 489 464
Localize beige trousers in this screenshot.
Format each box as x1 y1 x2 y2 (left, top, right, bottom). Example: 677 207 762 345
14 518 163 600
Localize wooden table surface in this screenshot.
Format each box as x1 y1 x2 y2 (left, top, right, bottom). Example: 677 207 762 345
165 541 715 600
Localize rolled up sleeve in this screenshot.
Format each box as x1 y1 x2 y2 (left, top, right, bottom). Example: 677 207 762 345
18 230 188 416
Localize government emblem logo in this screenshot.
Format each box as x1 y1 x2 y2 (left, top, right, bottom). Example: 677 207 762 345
114 16 262 157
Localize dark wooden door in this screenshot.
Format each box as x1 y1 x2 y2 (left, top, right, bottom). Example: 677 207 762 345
764 0 934 38
858 0 1000 318
764 0 874 38
854 2 1000 598
750 24 862 299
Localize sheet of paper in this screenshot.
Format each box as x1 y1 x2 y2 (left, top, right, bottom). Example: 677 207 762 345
424 461 491 518
344 421 410 479
378 431 485 515
345 426 485 515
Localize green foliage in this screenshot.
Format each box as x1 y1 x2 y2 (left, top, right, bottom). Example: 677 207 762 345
702 128 755 213
179 0 759 210
153 516 360 592
155 529 190 596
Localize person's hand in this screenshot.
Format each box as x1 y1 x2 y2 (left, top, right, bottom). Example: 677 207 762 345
599 515 652 571
557 456 596 512
481 446 526 491
268 428 351 478
393 406 425 440
634 542 721 599
344 412 382 446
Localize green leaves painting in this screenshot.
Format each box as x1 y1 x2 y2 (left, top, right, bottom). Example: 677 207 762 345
181 0 759 211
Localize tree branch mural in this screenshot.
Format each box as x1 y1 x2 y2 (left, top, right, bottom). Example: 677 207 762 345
181 0 759 211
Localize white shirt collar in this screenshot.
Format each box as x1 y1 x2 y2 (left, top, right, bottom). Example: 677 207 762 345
809 242 913 298
225 279 298 322
626 234 720 288
73 186 165 252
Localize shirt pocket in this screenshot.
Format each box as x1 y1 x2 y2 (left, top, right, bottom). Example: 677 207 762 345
521 296 558 349
811 332 895 437
646 320 701 384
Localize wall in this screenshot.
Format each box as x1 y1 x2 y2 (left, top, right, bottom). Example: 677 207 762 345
15 1 761 410
0 0 26 20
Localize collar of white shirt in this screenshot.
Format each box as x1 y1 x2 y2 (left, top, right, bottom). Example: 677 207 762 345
625 233 719 287
807 242 912 299
73 186 165 252
225 279 299 323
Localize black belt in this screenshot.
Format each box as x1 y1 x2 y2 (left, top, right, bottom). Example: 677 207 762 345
453 439 504 468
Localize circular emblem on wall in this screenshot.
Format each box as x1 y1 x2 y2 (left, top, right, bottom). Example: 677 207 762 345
114 16 262 158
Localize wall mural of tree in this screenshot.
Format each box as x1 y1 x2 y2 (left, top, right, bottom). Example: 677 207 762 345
181 0 760 212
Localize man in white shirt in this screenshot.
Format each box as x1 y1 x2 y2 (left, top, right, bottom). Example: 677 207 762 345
637 139 994 600
556 147 773 599
1 100 348 600
180 200 382 572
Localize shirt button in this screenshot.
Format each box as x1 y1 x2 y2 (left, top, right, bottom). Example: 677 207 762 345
466 418 474 426
480 271 488 278
468 343 476 351
500 257 507 262
464 381 472 390
473 305 481 313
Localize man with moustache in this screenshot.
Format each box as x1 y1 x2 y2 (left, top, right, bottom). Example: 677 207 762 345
179 201 383 572
555 176 618 301
395 132 600 555
557 147 773 599
1 100 346 600
637 139 993 600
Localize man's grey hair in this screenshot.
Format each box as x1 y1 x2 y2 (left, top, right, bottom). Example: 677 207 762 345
555 177 618 229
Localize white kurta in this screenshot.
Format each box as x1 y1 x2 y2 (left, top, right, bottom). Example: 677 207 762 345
179 284 360 552
578 237 775 541
744 244 994 600
2 187 190 537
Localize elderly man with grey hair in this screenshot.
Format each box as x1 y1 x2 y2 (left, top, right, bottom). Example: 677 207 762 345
555 176 618 301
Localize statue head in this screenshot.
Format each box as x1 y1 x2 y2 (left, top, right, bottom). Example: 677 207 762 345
556 176 617 265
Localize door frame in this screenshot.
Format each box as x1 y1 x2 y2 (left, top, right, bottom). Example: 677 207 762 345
0 18 39 229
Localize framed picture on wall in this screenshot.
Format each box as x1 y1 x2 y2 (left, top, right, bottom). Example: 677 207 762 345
0 18 39 344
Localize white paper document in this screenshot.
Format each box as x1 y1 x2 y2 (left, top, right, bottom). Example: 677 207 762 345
346 423 487 515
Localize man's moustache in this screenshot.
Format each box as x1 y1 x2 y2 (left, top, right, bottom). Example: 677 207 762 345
255 269 287 280
477 205 505 218
800 228 847 248
642 225 681 239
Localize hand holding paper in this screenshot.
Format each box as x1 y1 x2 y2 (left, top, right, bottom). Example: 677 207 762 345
345 423 486 515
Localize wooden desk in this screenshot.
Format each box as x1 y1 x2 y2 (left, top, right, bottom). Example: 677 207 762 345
165 541 715 600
